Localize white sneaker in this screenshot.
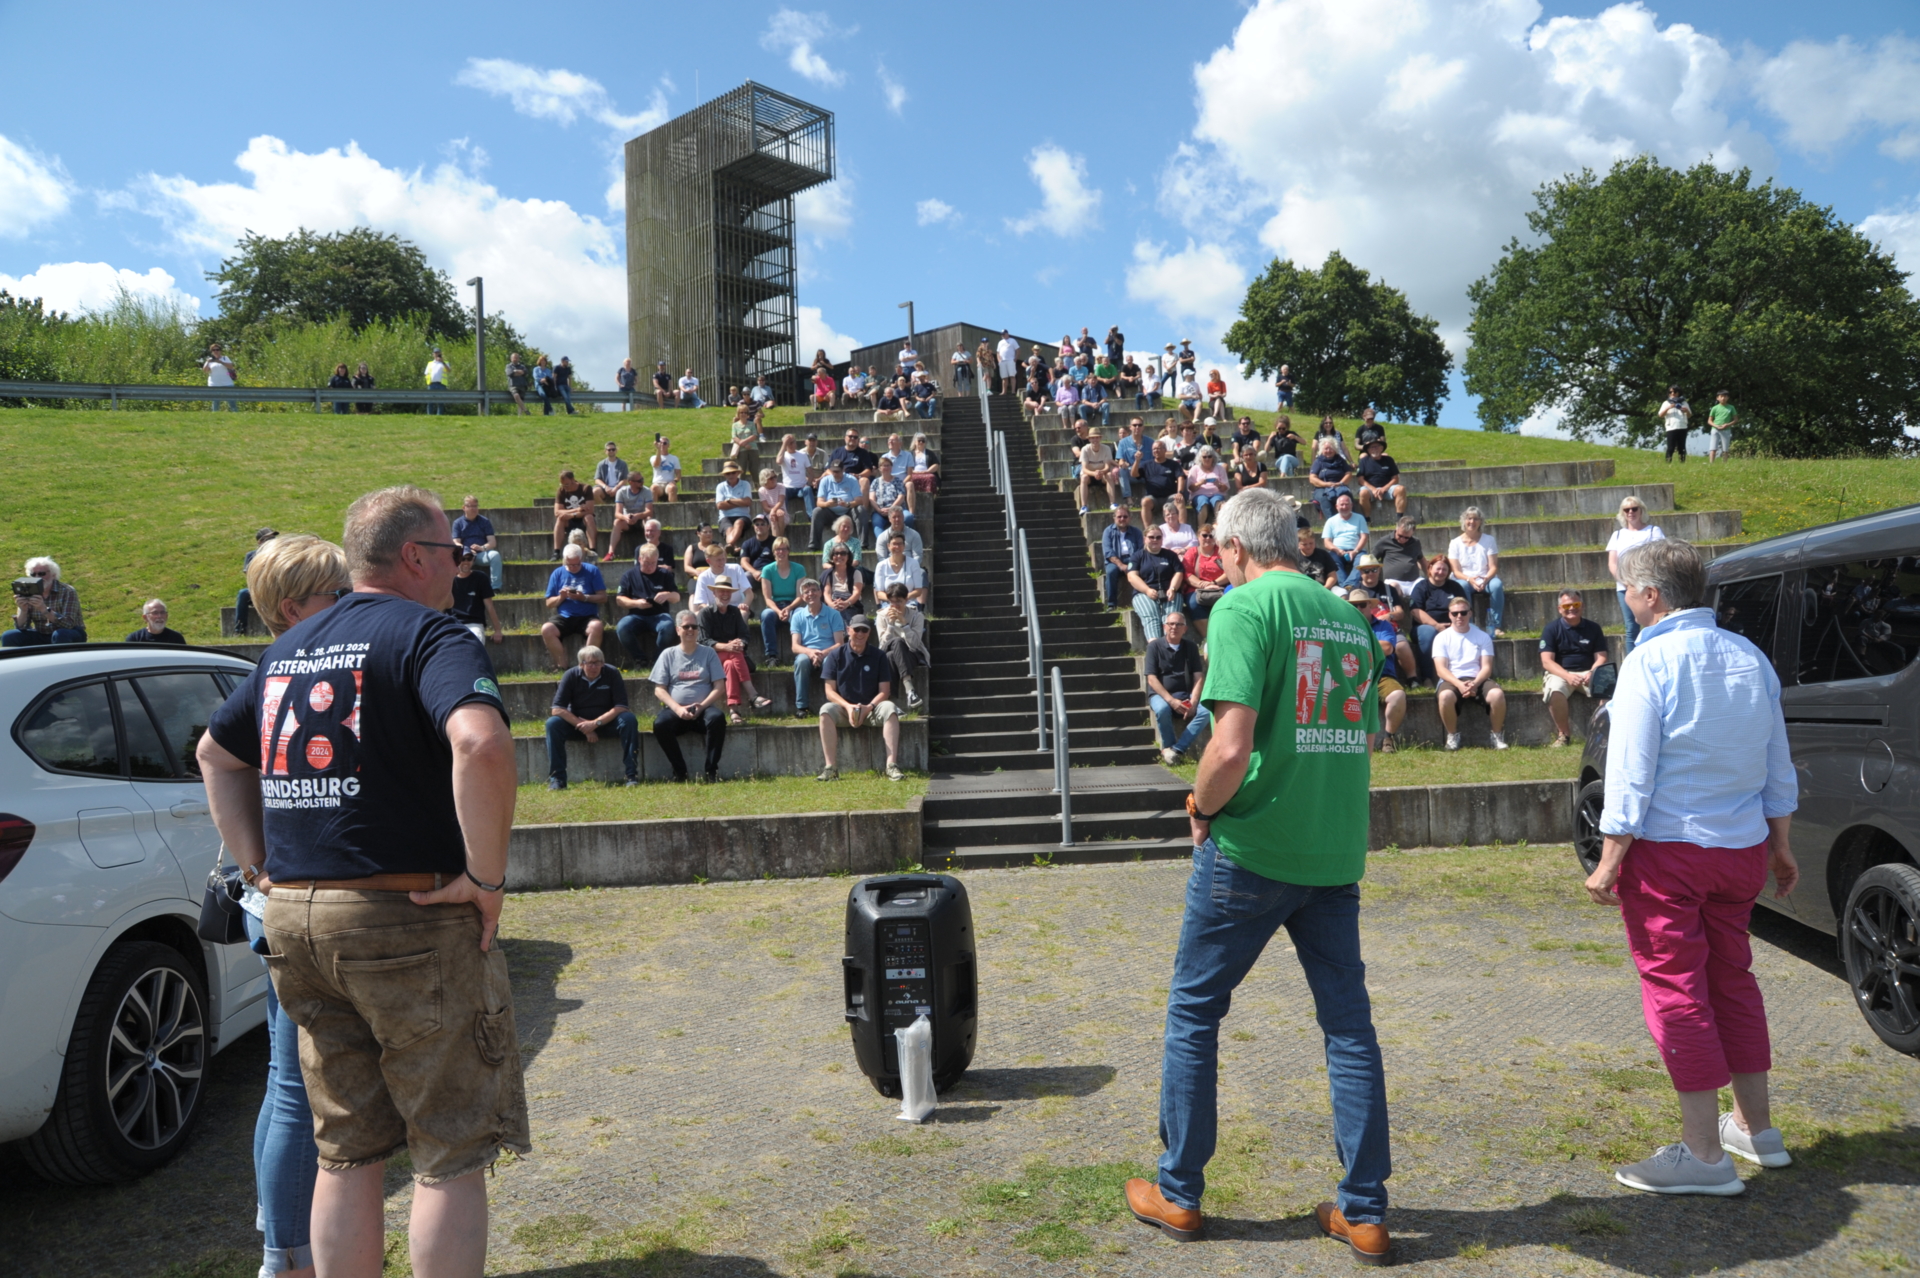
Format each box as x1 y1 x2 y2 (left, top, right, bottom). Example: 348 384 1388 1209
1614 1142 1744 1195
1161 747 1182 765
1489 732 1509 750
1719 1113 1791 1167
1444 733 1461 752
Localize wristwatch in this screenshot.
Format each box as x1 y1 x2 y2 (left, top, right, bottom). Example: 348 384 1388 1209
1186 792 1223 823
241 862 261 887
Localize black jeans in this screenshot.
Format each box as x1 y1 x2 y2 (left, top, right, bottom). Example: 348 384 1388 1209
810 504 854 550
1665 429 1688 461
652 705 727 778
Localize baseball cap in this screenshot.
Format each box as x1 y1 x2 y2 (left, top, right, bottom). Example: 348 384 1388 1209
847 613 873 630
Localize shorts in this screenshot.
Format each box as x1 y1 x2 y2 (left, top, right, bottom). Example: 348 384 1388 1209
1377 676 1405 700
1442 681 1500 704
262 889 530 1183
1542 672 1594 701
558 511 587 527
1711 428 1731 452
820 699 899 726
909 472 938 493
999 359 1017 379
551 613 595 637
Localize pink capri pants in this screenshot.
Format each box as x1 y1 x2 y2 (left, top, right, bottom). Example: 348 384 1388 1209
1618 838 1773 1092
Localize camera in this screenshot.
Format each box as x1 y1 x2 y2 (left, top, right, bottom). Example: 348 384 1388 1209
11 577 43 599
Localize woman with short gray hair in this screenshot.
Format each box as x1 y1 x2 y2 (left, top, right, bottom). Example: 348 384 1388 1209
1588 536 1800 1196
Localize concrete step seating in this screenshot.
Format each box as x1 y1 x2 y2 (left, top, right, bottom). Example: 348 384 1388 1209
514 718 929 785
803 406 943 428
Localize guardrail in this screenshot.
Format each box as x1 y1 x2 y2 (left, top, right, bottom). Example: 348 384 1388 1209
0 378 662 411
1050 666 1072 844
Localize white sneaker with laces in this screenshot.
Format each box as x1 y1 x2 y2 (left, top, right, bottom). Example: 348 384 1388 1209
1719 1113 1791 1167
1444 732 1462 751
1614 1142 1744 1195
1489 731 1509 750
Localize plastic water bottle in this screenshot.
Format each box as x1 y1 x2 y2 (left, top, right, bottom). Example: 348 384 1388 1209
894 1015 936 1123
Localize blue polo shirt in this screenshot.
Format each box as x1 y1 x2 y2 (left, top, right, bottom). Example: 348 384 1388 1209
791 603 846 652
816 472 863 507
546 562 606 619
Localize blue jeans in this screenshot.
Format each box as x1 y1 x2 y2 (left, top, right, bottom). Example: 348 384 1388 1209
1158 839 1390 1220
243 911 317 1270
794 652 825 712
785 485 817 520
1150 695 1212 753
545 712 641 782
616 613 677 668
871 510 916 540
1329 550 1362 588
470 548 503 591
914 398 936 418
235 586 255 636
1460 576 1505 634
1313 486 1353 520
1275 453 1301 477
210 395 237 411
1617 586 1641 654
1191 493 1225 525
2 627 86 646
759 608 796 661
427 382 445 415
1103 562 1130 607
1415 624 1440 680
540 385 556 415
557 385 576 413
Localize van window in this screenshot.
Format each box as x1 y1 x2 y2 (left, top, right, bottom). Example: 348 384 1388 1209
18 682 120 776
1799 556 1920 685
1714 576 1783 666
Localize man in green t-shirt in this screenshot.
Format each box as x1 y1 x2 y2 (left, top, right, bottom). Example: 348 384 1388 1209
1707 390 1739 463
1124 487 1393 1265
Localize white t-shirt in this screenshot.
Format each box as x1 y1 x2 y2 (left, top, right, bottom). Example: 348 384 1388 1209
1448 532 1499 580
995 337 1019 365
951 351 968 366
678 375 700 395
1662 399 1690 432
874 556 925 594
843 372 867 394
1432 624 1494 679
780 450 813 489
425 359 450 386
651 453 682 486
1179 378 1201 400
692 565 751 610
898 347 918 367
1160 522 1198 555
204 356 235 388
1606 523 1666 574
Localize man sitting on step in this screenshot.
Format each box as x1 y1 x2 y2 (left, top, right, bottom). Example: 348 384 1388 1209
1146 610 1211 765
816 613 906 783
790 577 847 717
1102 505 1145 608
544 644 640 789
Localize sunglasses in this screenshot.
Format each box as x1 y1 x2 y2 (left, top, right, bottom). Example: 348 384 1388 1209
678 623 699 631
410 540 464 563
1448 611 1471 618
1560 602 1584 611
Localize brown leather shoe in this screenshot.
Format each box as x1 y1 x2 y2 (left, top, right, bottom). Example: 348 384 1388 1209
1125 1177 1202 1241
1316 1201 1391 1265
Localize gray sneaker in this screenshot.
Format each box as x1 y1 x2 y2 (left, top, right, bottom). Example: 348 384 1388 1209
1614 1143 1744 1196
1720 1113 1792 1168
816 766 839 782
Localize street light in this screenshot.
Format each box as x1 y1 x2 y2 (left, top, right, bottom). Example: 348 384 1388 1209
467 276 488 416
898 300 915 362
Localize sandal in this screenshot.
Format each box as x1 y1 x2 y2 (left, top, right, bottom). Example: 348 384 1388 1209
728 709 746 726
752 696 773 710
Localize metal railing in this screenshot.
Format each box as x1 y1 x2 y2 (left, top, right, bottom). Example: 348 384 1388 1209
1017 527 1046 752
0 378 669 412
1050 666 1073 844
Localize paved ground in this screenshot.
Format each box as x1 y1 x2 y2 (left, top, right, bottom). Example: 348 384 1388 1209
5 845 1917 1278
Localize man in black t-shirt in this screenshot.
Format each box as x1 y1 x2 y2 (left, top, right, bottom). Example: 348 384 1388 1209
737 515 778 579
1354 440 1407 518
1539 589 1611 747
652 361 673 407
1407 555 1467 682
614 543 681 667
448 551 504 644
545 644 638 786
1376 517 1425 598
1145 610 1211 764
198 484 527 1269
817 615 903 781
1132 439 1186 529
830 428 879 479
125 598 186 644
1295 525 1341 589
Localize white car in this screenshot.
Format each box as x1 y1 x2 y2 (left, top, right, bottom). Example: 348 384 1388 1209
0 643 267 1182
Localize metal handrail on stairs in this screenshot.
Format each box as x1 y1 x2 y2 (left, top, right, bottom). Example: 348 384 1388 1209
1017 528 1046 752
1050 666 1073 843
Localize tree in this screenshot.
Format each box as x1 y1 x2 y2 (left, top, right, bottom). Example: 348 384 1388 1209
206 227 468 340
1465 157 1920 453
1223 251 1452 423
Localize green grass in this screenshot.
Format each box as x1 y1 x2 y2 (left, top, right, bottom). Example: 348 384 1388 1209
1166 744 1581 789
512 772 927 824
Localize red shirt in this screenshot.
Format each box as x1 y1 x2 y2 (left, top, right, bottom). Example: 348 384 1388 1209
1182 546 1226 586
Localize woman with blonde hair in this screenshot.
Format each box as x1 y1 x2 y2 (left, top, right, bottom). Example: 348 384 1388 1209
247 534 351 637
1607 495 1666 654
1447 506 1505 638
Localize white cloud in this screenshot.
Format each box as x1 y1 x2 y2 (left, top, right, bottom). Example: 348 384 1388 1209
1860 198 1920 270
0 262 201 317
1181 0 1769 350
762 10 845 87
798 305 858 363
454 58 668 134
0 135 75 238
1750 35 1920 159
797 180 854 240
915 198 955 226
120 136 630 381
879 69 908 115
1006 145 1101 237
1126 239 1247 330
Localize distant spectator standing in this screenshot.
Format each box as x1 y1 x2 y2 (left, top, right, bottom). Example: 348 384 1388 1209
125 598 185 644
541 543 607 670
650 611 728 782
1540 590 1610 747
951 344 974 393
352 361 376 414
533 355 556 414
1145 610 1210 764
1707 390 1739 462
327 363 352 415
995 330 1020 393
1607 496 1665 653
817 613 905 782
423 347 451 415
545 645 640 788
505 352 530 415
613 543 680 667
1656 386 1691 462
1275 364 1295 408
1432 597 1508 750
449 551 504 645
678 368 705 408
616 358 638 409
203 341 237 411
235 527 279 637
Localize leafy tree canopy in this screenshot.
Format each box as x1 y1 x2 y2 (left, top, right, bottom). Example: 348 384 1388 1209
1223 251 1452 423
206 227 468 340
1464 156 1920 453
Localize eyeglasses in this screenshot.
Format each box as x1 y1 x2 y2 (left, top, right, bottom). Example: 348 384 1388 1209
678 623 699 631
304 587 353 603
1559 602 1583 612
410 540 463 563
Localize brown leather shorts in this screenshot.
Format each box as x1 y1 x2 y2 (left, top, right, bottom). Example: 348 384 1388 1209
263 887 531 1183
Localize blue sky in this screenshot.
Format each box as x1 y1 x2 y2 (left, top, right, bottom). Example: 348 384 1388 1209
4 0 1918 430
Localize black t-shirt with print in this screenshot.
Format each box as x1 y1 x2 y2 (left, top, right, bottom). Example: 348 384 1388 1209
1409 578 1466 623
205 593 507 880
448 572 494 624
618 565 680 616
1131 547 1183 594
1540 615 1607 673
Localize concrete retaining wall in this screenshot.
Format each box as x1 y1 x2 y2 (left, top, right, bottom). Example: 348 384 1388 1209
515 718 930 782
508 799 922 889
1368 779 1576 850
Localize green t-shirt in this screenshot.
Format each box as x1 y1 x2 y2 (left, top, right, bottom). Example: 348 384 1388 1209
1708 403 1737 429
1201 568 1379 886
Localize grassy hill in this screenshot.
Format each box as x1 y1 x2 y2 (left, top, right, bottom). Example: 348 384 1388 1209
1 404 1913 643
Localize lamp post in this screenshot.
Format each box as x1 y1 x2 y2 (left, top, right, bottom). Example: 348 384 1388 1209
898 300 915 365
467 276 487 416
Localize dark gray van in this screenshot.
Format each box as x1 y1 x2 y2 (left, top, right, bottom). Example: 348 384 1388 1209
1574 504 1920 1056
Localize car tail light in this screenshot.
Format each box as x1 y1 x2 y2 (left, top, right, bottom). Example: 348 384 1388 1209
0 814 34 884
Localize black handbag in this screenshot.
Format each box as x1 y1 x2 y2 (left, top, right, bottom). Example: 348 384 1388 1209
196 860 248 945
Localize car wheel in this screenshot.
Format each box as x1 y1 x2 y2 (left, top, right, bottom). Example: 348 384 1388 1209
1573 779 1605 876
1840 862 1920 1058
20 941 210 1184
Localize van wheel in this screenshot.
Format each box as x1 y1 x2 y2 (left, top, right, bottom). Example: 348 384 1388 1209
1840 863 1920 1058
1572 779 1605 876
20 941 209 1184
